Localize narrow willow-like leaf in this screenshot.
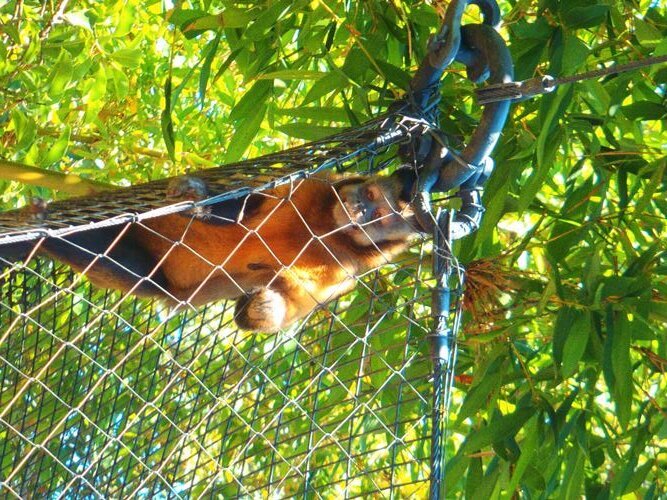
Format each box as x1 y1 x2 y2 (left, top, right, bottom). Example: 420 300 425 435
461 407 535 453
199 32 222 108
225 105 266 162
161 77 176 162
44 126 71 166
48 50 73 98
561 312 590 377
277 124 345 141
255 70 325 80
229 80 273 122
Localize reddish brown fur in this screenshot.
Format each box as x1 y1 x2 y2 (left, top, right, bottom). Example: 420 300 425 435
38 174 416 331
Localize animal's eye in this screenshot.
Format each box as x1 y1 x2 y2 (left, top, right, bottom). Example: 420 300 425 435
364 186 377 201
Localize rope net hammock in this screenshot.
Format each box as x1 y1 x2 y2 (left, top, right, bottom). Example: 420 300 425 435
0 0 511 497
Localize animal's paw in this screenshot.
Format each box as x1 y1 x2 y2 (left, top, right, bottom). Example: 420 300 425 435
234 289 287 333
20 197 49 222
167 176 209 200
166 176 210 217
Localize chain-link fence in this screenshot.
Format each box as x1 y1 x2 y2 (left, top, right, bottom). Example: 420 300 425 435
0 114 450 498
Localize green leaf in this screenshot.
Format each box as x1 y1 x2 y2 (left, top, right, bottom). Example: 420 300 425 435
634 19 663 47
622 460 654 494
85 64 107 103
462 407 535 453
48 50 74 98
161 77 176 161
303 72 349 104
199 32 222 107
244 0 292 40
634 160 667 214
471 464 502 499
183 9 253 36
213 47 242 84
465 455 484 499
44 126 71 166
225 105 266 162
545 217 585 262
561 446 585 497
600 276 651 300
229 80 273 122
168 7 253 39
342 47 369 83
553 307 576 368
611 316 633 429
603 312 634 429
457 369 502 422
277 124 344 141
166 8 207 27
621 101 666 121
2 23 20 45
562 5 609 29
517 87 571 213
506 416 539 494
110 48 143 69
536 87 569 169
11 109 37 151
560 34 590 75
373 60 411 89
468 166 511 254
275 106 349 123
109 66 129 99
546 171 594 261
255 70 326 81
561 312 590 377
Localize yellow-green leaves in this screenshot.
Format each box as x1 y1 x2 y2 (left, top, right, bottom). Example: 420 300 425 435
167 7 253 39
44 126 71 166
48 50 74 98
110 48 143 69
11 109 37 152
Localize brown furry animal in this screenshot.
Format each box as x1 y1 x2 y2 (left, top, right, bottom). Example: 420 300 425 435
3 171 418 331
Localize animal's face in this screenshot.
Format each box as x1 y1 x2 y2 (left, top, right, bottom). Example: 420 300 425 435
333 177 416 246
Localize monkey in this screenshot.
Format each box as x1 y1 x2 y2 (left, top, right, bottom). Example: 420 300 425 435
0 170 419 332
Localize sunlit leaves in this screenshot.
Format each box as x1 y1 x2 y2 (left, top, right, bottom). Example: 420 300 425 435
161 76 176 161
10 109 37 152
561 4 609 29
48 50 74 98
225 104 266 162
0 0 666 497
43 126 71 166
110 48 143 69
166 7 254 39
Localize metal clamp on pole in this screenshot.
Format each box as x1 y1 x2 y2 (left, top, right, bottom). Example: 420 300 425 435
403 1 512 497
475 74 557 104
429 209 463 500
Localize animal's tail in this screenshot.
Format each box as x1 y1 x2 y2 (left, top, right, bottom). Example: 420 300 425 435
1 228 171 299
0 240 40 266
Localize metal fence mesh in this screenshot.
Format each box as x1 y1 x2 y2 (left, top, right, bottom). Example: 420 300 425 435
0 113 443 498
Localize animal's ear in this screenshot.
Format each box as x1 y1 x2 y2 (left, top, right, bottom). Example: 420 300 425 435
390 166 417 203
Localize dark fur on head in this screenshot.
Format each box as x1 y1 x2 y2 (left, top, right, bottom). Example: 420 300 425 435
389 166 418 204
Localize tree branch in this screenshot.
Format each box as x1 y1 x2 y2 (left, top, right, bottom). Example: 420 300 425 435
0 159 112 196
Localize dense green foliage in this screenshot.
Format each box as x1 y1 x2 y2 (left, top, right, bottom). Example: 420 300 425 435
0 0 666 497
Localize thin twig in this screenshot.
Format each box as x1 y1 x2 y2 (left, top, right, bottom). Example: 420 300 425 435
39 0 72 40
